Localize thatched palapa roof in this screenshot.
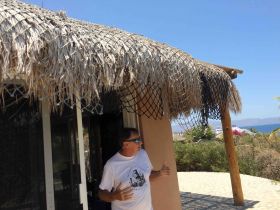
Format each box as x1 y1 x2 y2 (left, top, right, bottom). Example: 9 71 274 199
0 0 241 120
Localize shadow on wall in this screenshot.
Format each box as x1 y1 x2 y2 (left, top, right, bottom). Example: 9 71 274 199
180 192 258 210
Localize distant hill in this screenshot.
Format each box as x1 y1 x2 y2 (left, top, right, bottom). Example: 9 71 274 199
231 117 280 127
172 117 280 132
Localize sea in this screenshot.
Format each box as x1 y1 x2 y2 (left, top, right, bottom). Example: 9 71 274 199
172 123 280 133
241 123 280 133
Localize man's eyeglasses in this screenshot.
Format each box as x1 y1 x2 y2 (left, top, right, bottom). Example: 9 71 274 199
123 138 143 143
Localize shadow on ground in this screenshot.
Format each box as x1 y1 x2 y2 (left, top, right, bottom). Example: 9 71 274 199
180 192 259 210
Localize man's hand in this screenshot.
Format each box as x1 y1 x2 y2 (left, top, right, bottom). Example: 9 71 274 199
112 183 133 201
98 183 133 202
150 161 171 181
159 163 170 176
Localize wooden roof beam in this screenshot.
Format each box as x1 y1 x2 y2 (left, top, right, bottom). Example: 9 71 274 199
214 64 243 80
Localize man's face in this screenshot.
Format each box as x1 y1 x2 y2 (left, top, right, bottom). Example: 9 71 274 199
123 132 143 155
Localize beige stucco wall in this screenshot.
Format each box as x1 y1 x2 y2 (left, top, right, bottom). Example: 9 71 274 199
139 115 182 210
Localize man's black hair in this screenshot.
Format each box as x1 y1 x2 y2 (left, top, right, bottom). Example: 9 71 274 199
119 127 139 143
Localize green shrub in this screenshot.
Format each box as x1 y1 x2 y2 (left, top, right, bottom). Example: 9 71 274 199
184 125 215 142
271 140 280 153
236 145 258 176
248 128 258 133
255 149 280 181
174 141 228 172
174 134 280 181
173 141 187 171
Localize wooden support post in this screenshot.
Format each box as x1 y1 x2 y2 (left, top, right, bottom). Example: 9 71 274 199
42 99 55 210
221 108 244 206
76 92 89 210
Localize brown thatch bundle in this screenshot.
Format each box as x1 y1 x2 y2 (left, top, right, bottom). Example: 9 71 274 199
0 0 241 119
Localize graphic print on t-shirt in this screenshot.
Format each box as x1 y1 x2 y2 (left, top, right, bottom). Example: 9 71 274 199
128 168 146 189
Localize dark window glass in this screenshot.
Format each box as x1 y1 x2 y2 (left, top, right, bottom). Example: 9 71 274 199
51 107 82 210
0 97 46 210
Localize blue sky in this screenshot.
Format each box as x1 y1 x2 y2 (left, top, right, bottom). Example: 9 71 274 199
24 0 280 120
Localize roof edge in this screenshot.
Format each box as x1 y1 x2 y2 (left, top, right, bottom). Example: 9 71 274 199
198 60 243 79
214 64 243 79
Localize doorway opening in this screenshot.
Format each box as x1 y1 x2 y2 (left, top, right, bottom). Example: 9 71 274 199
82 92 124 210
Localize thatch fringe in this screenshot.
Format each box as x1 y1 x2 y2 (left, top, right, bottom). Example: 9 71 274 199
0 0 241 118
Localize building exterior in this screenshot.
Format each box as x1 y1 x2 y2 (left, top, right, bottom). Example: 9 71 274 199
0 1 243 210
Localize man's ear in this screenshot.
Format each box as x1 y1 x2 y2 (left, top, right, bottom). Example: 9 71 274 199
122 142 128 148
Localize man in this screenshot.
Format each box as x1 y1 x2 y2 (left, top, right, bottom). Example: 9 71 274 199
98 128 170 210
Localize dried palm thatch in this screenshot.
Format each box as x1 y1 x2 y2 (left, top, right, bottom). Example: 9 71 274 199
0 0 241 122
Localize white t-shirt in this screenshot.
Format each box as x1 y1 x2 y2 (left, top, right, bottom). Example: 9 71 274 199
99 149 153 210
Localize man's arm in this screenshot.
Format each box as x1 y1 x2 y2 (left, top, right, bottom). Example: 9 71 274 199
98 183 133 202
98 189 116 202
150 163 170 182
